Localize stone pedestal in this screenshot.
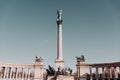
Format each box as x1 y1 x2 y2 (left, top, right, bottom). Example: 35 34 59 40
55 59 64 70
47 76 56 80
34 61 44 80
76 62 86 77
47 75 74 80
57 75 74 80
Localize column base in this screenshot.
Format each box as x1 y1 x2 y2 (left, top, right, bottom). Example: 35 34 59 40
55 59 64 70
34 78 42 80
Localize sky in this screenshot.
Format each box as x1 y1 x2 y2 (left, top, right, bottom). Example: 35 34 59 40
0 0 120 72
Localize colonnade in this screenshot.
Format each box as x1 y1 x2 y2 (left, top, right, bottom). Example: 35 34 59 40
0 67 34 80
76 62 120 80
0 61 44 80
88 66 120 80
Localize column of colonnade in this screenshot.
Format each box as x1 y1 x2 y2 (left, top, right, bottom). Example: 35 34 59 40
0 66 34 80
88 66 120 80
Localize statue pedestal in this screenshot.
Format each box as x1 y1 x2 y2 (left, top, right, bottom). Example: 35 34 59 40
34 61 44 80
55 59 64 70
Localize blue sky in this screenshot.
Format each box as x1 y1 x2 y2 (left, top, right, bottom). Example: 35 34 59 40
0 0 120 72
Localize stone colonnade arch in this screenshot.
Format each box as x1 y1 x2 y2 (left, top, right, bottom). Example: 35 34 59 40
76 61 120 80
0 61 43 80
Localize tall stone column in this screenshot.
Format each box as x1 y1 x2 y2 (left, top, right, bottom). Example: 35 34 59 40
55 10 64 70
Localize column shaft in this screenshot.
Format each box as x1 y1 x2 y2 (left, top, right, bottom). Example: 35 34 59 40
109 67 112 79
102 67 105 80
15 67 18 79
89 67 92 80
10 68 13 79
77 66 80 78
114 67 118 79
3 67 5 79
8 67 11 78
28 68 30 80
57 24 62 60
96 67 99 80
22 68 24 79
